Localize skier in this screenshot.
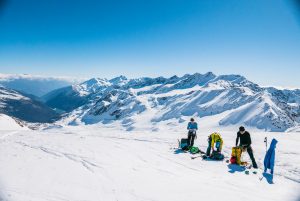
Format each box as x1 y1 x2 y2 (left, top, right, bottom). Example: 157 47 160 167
187 118 198 147
235 126 258 168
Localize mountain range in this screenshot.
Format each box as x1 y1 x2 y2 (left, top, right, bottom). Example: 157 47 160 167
40 72 300 132
0 72 299 131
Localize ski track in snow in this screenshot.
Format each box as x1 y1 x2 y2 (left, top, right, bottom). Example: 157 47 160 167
14 141 103 174
0 128 299 201
0 131 19 140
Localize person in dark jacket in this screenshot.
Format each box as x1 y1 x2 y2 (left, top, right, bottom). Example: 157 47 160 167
187 118 198 147
236 126 258 168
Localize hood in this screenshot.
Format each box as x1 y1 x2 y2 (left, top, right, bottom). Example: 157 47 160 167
270 138 278 149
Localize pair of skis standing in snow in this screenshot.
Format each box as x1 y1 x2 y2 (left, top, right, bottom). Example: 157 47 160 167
186 118 258 169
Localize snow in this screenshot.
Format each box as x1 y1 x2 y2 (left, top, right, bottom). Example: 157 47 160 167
288 103 299 107
74 78 111 96
0 88 28 101
287 126 300 133
0 123 299 201
130 84 162 94
0 72 299 200
0 114 27 131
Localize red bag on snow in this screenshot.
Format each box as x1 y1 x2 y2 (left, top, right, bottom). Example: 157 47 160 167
230 156 237 164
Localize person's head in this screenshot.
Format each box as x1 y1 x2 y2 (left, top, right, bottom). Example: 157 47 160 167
190 118 195 122
239 126 245 134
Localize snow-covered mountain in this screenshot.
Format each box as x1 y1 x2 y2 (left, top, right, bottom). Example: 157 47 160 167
0 86 60 123
45 72 300 132
0 73 83 97
42 78 112 112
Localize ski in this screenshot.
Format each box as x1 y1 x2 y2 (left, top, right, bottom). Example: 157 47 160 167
190 149 207 159
191 154 206 160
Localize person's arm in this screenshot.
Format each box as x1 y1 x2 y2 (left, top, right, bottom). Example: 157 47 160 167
196 123 198 130
235 133 239 147
187 123 190 130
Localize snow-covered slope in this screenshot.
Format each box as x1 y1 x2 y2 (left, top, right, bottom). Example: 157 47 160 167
0 86 60 123
0 114 27 131
0 125 299 201
0 73 83 97
50 73 300 132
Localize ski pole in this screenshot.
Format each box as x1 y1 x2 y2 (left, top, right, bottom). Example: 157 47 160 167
264 137 267 152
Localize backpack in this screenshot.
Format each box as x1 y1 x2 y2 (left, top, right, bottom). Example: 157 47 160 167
215 139 221 149
231 147 242 165
210 151 224 160
189 146 200 154
180 138 189 150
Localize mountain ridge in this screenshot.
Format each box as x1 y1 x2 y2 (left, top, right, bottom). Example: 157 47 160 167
0 86 60 123
41 72 299 132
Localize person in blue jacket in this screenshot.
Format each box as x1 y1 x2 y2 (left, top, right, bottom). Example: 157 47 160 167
264 138 278 175
187 118 198 147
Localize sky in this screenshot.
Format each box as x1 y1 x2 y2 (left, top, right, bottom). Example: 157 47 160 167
0 0 299 88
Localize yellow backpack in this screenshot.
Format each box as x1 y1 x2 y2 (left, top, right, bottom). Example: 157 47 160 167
231 147 242 165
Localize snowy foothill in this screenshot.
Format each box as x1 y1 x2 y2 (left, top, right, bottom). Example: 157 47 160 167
0 117 299 201
0 114 27 132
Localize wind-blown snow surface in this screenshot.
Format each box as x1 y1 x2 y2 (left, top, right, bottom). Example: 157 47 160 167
0 123 299 201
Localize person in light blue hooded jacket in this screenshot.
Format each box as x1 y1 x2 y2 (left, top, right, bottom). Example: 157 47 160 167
187 118 198 147
264 138 278 175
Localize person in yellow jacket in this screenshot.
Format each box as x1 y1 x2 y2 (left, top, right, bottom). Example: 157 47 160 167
206 132 223 156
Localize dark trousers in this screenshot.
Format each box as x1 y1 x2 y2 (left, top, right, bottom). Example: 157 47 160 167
245 146 258 168
206 138 212 156
206 138 220 156
187 132 196 147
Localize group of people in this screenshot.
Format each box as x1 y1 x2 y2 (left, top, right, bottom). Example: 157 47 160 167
186 118 258 169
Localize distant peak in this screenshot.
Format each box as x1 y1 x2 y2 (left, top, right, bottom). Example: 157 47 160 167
81 78 109 87
83 78 104 84
169 75 179 79
204 72 216 77
179 72 216 81
109 75 128 84
216 74 246 82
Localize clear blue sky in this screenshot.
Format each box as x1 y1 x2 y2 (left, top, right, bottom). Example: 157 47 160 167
0 0 299 88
